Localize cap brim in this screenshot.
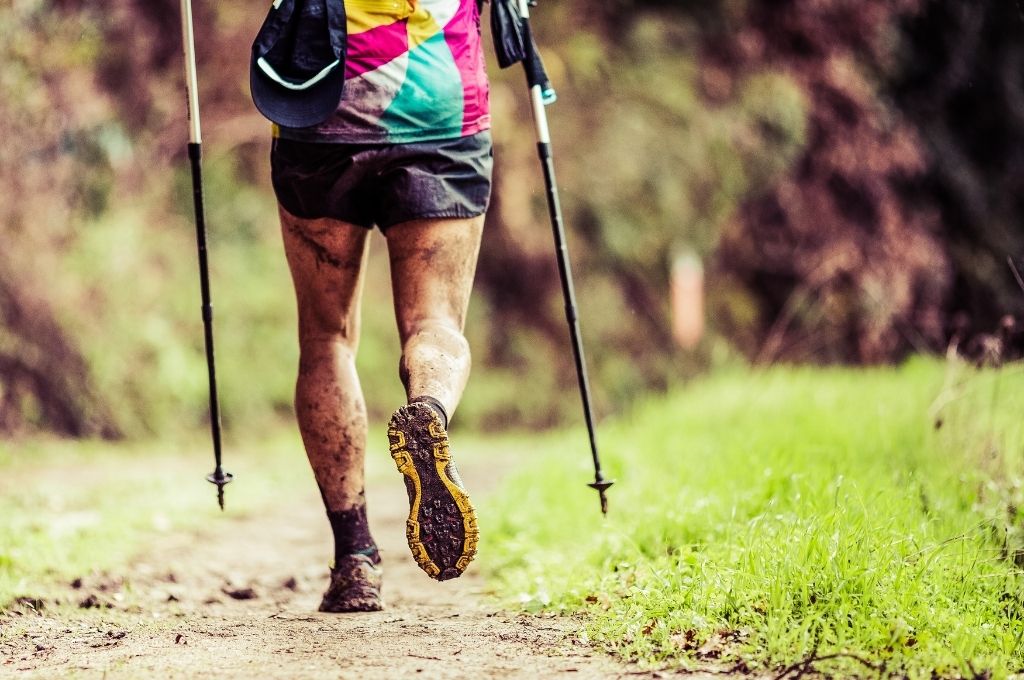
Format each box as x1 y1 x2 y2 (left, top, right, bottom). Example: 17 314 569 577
250 59 345 129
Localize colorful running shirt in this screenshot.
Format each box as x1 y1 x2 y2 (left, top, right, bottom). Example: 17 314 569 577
279 0 490 144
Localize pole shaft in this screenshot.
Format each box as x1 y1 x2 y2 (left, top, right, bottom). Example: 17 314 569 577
181 0 230 509
521 11 610 512
188 143 224 472
534 135 606 482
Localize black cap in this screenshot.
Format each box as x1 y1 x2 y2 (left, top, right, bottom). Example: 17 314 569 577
250 0 347 128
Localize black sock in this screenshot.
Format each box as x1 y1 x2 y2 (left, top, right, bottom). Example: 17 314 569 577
325 502 379 566
410 395 448 429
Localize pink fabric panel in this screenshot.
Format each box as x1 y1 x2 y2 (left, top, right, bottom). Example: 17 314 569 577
443 0 490 134
345 20 410 78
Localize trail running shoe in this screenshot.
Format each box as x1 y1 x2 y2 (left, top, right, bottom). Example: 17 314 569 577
387 403 478 581
318 554 383 612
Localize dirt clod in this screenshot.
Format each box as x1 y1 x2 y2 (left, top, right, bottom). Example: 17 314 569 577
77 594 111 610
12 596 46 612
222 587 258 601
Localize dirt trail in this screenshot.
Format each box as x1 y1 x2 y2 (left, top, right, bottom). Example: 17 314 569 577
1 459 647 679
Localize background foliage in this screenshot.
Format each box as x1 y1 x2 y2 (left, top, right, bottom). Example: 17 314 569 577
1 0 1022 437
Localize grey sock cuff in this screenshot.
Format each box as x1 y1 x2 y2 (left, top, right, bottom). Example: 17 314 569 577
410 395 448 429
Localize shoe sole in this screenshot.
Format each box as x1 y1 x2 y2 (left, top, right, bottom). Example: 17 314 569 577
387 404 478 581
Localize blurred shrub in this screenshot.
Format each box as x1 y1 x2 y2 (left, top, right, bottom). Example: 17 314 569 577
707 0 952 363
890 1 1024 337
0 1 120 436
3 0 1023 438
476 5 808 423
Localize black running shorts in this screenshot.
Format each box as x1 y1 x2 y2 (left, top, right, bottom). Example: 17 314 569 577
270 131 493 230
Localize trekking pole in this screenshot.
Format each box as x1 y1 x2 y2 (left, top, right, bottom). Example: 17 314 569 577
180 0 233 510
516 0 614 515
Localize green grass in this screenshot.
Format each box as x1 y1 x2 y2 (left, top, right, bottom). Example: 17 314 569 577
479 359 1024 678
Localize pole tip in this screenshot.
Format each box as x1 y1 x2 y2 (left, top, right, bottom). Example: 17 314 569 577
588 479 614 515
207 469 234 511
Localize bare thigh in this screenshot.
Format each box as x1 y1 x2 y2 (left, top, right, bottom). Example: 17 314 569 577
385 216 484 410
386 216 483 337
279 207 370 345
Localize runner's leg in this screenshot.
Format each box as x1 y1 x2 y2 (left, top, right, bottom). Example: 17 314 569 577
385 215 484 580
279 206 375 553
385 216 485 418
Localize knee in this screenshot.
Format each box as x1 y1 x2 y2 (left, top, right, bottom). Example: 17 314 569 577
297 312 360 353
297 326 360 372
